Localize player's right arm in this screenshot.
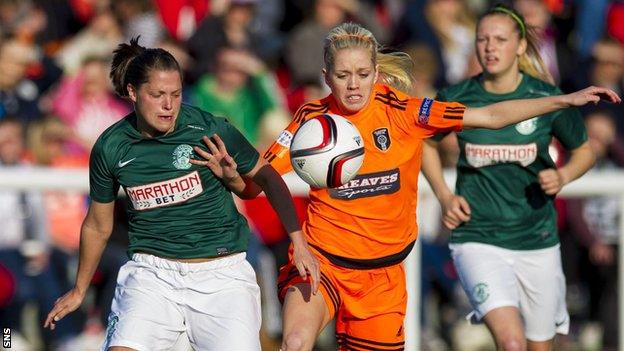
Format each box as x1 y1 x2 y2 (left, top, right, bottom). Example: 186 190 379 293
44 200 115 330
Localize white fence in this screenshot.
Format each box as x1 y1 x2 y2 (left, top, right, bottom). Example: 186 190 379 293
1 167 623 350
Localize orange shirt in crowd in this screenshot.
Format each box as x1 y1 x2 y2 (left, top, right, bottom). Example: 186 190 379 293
264 84 465 262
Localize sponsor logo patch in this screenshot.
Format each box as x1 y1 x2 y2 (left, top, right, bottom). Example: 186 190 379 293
329 168 400 200
276 130 293 147
126 171 203 210
418 97 433 125
465 142 537 168
372 128 391 151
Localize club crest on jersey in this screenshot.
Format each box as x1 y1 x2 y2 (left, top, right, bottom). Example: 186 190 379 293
172 144 193 169
515 117 538 135
372 128 391 151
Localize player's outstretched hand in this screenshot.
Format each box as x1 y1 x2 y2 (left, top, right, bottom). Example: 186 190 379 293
565 86 621 106
191 134 239 182
440 193 471 230
292 235 320 294
44 288 85 330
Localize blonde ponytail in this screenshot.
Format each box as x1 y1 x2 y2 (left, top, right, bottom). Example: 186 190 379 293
518 27 554 84
377 52 414 94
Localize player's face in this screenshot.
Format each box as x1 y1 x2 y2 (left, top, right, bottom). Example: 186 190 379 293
324 47 378 115
128 69 182 138
476 15 526 78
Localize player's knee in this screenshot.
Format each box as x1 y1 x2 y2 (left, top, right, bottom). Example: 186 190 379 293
499 336 524 351
281 331 311 351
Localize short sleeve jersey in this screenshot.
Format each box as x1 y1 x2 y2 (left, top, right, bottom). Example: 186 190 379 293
436 74 587 250
89 104 260 259
264 84 464 260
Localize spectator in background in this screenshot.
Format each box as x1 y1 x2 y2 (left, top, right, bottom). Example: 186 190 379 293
404 43 440 98
424 0 475 85
0 37 62 124
574 0 610 59
153 0 209 42
285 0 389 87
579 38 624 137
395 0 475 88
190 46 286 146
186 0 281 84
51 56 130 155
0 0 47 43
607 1 624 46
514 0 576 90
111 0 164 47
54 9 123 75
0 117 81 350
566 111 624 351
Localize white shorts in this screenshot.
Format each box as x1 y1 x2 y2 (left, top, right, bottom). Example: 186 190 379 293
449 242 569 341
102 252 261 351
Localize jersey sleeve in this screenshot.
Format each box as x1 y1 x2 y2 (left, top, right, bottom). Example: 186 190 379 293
551 107 587 150
219 119 260 175
429 90 453 141
404 97 465 138
262 101 328 175
89 139 118 203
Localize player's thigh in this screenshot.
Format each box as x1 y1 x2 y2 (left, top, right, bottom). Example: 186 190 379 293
185 259 262 351
514 245 568 341
450 243 519 321
102 261 185 351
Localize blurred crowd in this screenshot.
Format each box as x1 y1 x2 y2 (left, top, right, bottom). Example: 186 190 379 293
0 0 622 350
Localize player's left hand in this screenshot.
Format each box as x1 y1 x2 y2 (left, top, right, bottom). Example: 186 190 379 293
292 236 320 294
564 86 621 106
191 134 239 182
538 168 564 195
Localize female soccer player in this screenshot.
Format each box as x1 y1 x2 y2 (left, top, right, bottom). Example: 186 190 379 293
263 22 619 351
43 38 319 351
421 5 597 351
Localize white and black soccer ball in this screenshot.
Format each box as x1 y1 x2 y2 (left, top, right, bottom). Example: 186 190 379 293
289 113 365 188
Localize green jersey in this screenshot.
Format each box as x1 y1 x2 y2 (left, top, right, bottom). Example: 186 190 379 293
89 104 260 258
436 74 587 250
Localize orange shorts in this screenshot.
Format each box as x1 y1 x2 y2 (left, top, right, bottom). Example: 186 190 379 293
278 246 407 350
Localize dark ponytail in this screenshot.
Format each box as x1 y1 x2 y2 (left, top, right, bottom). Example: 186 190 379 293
110 36 182 97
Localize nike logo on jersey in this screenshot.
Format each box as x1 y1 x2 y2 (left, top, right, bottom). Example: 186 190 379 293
187 124 205 130
118 158 136 168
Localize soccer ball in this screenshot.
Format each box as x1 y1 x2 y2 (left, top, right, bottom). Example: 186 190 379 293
290 113 365 188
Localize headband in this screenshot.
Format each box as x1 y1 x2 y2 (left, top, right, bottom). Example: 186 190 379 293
492 7 526 38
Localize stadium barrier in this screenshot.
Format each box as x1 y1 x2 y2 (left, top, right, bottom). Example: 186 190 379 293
1 167 623 351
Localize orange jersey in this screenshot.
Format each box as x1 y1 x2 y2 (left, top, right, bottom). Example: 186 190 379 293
264 84 465 262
